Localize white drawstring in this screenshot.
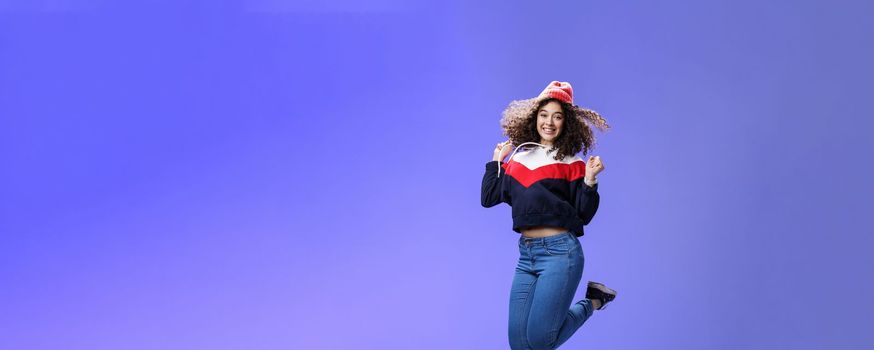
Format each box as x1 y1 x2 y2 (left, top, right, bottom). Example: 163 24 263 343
497 142 552 179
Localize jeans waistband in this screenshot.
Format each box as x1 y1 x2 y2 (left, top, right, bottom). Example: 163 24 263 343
518 231 575 245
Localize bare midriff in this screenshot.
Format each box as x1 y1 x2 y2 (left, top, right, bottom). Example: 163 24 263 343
521 225 569 238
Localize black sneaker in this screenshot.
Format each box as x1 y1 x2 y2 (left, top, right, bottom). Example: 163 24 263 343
585 281 617 310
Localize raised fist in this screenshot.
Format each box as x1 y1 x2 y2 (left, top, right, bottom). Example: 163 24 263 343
585 155 605 180
493 140 512 161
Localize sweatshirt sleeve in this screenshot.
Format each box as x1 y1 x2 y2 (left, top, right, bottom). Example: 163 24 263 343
571 178 600 225
481 160 510 208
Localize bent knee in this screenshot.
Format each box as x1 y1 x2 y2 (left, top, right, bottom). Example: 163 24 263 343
527 331 558 350
508 326 529 350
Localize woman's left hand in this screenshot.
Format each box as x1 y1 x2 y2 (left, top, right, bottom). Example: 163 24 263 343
585 155 605 181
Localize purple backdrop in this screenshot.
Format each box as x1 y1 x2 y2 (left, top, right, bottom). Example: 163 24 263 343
2 0 873 349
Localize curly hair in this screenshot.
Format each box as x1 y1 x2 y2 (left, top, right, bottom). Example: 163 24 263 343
500 97 610 161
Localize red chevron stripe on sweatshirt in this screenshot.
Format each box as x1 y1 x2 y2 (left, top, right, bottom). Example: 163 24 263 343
501 159 587 188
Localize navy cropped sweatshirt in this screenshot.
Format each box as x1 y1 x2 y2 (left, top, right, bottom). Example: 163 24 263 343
481 142 600 237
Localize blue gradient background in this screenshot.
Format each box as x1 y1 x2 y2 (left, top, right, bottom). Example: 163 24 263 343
2 0 873 349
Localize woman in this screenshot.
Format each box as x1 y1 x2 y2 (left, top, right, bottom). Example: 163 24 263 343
481 81 617 349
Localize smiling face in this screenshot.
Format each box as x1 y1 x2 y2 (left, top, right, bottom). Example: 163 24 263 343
536 100 564 145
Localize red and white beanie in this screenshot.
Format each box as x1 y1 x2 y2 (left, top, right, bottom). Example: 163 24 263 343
537 80 574 104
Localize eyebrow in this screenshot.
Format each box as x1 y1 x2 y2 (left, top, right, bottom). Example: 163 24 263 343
538 110 564 115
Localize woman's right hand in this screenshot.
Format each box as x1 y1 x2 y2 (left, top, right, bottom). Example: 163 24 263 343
493 140 512 162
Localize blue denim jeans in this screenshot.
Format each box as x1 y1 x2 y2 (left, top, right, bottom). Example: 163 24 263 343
508 231 595 350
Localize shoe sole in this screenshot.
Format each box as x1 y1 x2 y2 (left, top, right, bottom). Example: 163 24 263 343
587 281 617 297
